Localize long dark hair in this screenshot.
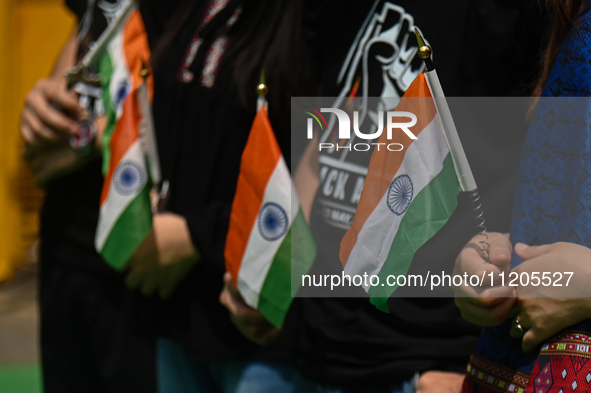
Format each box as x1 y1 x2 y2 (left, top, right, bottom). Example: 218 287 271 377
226 0 313 114
151 0 314 116
533 0 587 96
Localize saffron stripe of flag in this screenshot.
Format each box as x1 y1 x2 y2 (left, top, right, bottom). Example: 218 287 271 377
95 8 153 270
339 72 461 312
225 107 316 328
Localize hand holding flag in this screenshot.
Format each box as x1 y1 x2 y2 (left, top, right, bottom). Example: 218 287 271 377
224 78 316 328
219 272 282 345
340 31 486 312
94 5 154 269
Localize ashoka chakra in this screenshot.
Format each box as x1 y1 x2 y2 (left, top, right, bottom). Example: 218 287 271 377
113 161 146 196
258 203 289 241
113 80 130 110
387 175 413 215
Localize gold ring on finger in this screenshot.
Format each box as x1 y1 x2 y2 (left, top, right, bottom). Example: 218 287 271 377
510 315 525 339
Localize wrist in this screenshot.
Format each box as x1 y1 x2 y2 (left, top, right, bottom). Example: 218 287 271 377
153 213 200 265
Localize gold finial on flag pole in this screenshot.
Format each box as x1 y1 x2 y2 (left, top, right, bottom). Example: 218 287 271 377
257 69 268 96
414 28 434 72
256 69 268 112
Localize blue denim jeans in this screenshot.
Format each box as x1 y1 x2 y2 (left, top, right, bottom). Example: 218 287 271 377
157 338 297 393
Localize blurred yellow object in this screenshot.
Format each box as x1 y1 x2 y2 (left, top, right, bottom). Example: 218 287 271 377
0 0 76 282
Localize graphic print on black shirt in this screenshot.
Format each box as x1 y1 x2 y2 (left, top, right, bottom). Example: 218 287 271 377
296 0 542 387
316 2 426 237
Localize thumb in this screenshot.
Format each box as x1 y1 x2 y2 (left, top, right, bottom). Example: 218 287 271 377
224 271 244 301
487 233 513 268
514 243 551 261
223 271 233 286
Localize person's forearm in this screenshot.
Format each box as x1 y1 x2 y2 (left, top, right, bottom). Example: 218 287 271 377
50 26 79 79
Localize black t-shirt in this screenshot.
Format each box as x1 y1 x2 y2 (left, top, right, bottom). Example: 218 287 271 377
296 0 543 387
48 0 296 361
42 0 180 273
41 0 123 275
150 0 297 361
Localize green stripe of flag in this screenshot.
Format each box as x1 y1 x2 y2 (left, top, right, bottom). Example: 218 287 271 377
258 209 316 328
368 153 460 312
98 51 115 176
99 185 152 270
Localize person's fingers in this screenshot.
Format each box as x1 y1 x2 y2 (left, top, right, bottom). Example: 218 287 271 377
455 300 492 326
487 233 513 267
237 307 267 325
227 289 266 324
20 111 38 144
221 280 267 325
44 82 86 119
224 271 244 300
158 280 174 299
453 270 511 297
514 243 553 261
21 109 59 142
514 307 540 353
454 283 515 304
20 125 36 145
26 89 80 137
125 271 142 290
229 312 276 345
220 286 240 315
159 286 174 299
455 296 515 326
40 104 80 137
220 278 249 318
140 278 158 297
458 243 502 276
417 371 465 393
258 326 281 346
521 326 542 353
463 292 513 307
158 269 184 299
456 244 489 276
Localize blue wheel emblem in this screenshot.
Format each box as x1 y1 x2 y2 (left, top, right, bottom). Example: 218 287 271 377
387 175 413 215
113 161 146 196
258 203 289 241
113 80 130 110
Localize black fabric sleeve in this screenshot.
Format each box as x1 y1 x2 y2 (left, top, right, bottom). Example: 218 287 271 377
183 205 233 269
462 0 545 96
65 0 86 21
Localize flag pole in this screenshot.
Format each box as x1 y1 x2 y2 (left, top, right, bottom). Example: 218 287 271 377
137 62 169 212
256 69 268 112
414 28 489 261
65 0 137 89
415 29 476 192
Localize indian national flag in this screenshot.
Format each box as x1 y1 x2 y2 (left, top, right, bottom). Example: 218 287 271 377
225 107 316 328
95 7 153 270
340 72 461 312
